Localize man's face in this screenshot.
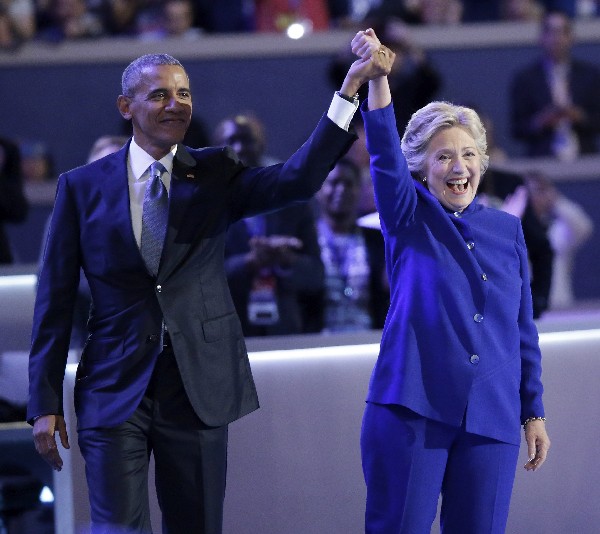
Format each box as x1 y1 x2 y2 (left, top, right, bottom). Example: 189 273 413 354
540 13 573 62
118 64 192 160
319 163 361 219
216 121 263 167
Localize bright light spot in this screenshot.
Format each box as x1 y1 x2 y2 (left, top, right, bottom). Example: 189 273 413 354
539 328 600 344
249 343 380 363
286 23 306 39
40 486 54 503
0 274 37 288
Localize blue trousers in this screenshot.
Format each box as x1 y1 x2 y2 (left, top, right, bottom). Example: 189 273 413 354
361 402 519 534
78 347 228 534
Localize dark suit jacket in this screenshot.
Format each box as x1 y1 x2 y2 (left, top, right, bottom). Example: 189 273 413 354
510 58 600 156
0 137 29 263
363 104 544 446
224 203 324 337
27 115 355 430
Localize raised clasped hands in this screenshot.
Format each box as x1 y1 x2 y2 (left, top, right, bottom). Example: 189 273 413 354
341 28 396 97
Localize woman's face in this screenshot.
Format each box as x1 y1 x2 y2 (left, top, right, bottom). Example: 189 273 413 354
423 126 481 212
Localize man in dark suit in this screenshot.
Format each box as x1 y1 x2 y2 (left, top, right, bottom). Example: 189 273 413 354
27 50 389 533
510 10 600 159
316 158 388 332
0 136 29 264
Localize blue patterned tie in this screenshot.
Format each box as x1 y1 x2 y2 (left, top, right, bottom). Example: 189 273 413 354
141 161 168 276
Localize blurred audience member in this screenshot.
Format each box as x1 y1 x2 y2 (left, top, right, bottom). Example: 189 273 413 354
19 140 55 184
316 158 388 332
477 168 554 318
501 0 545 21
0 0 36 48
213 113 278 167
0 136 29 264
87 134 127 162
162 0 202 39
327 0 378 27
344 117 377 216
36 0 104 41
255 0 329 33
101 0 140 36
216 113 324 336
479 110 509 165
525 170 593 308
510 10 600 159
414 0 464 24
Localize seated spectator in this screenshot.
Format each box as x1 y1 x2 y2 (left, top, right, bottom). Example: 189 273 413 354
87 134 128 162
215 113 325 336
19 140 55 184
414 0 464 24
100 0 141 36
479 168 554 318
0 0 36 48
36 0 104 41
0 136 28 264
316 158 388 332
500 0 545 21
162 0 202 39
510 10 600 159
525 170 593 308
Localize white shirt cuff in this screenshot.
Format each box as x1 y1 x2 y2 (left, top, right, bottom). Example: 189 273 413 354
327 92 359 131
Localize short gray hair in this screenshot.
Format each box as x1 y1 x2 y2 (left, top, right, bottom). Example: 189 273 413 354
400 101 489 178
121 54 186 96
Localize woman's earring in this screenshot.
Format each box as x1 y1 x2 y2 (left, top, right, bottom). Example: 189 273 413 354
422 177 427 183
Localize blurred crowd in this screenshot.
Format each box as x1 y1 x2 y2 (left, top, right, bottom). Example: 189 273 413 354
1 0 599 49
1 8 599 341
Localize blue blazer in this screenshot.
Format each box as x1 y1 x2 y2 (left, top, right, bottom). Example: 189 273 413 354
27 115 355 430
363 104 544 446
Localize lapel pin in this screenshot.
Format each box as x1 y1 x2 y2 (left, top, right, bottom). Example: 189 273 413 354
186 173 195 180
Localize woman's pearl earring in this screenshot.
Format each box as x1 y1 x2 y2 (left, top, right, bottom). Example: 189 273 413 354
422 177 427 183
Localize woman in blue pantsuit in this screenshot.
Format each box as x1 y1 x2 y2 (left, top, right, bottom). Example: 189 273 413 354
351 29 551 533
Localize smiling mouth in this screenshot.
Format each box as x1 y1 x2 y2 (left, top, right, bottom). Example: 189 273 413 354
446 178 468 193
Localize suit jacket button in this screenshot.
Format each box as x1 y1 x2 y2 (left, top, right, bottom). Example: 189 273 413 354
481 273 488 281
470 354 480 364
467 241 475 250
473 313 483 323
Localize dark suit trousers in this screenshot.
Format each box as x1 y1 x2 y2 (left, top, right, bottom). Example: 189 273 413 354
78 346 229 534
